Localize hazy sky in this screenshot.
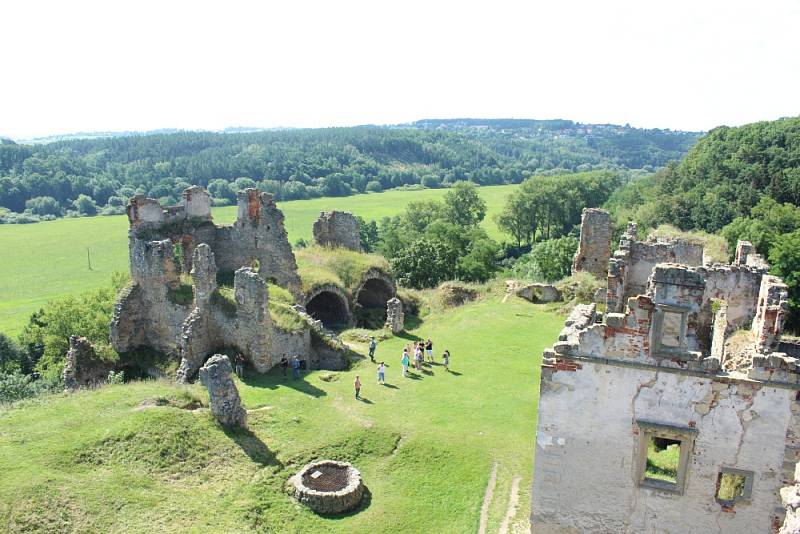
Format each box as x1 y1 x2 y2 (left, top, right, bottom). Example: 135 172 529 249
1 0 798 139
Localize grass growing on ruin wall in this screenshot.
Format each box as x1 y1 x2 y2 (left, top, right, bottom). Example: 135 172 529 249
0 184 517 337
649 224 729 264
295 246 391 294
0 285 562 533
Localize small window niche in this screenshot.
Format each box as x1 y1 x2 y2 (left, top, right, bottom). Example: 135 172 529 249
652 304 690 356
715 468 753 507
636 420 697 494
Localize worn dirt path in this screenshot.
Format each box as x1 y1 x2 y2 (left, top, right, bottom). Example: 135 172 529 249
498 475 522 534
478 462 499 534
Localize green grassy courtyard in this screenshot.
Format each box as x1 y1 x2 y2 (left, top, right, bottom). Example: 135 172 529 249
0 184 518 337
0 291 561 533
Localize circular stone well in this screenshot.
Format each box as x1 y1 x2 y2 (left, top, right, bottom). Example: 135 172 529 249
290 460 364 514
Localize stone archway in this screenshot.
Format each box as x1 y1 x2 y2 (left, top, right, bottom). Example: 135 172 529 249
304 284 351 330
353 269 396 328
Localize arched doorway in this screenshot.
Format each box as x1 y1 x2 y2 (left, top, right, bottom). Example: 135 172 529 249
354 273 395 328
305 286 350 330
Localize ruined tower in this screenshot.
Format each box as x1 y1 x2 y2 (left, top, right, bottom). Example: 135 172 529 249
312 211 362 251
572 208 612 279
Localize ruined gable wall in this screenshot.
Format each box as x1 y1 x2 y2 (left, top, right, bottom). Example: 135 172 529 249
532 359 794 533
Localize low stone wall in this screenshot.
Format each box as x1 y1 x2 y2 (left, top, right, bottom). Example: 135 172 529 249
290 460 364 514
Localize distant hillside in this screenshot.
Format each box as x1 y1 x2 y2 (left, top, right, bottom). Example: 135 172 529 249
0 120 701 220
617 116 800 233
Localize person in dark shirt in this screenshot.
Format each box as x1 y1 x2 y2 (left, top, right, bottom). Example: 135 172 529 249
425 339 433 363
280 354 288 377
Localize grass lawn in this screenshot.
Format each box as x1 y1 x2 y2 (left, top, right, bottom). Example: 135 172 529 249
0 184 518 337
0 292 561 533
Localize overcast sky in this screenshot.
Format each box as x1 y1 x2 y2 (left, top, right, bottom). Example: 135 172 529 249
1 0 798 139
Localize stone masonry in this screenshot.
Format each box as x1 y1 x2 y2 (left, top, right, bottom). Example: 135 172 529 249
62 335 114 391
532 238 795 532
111 186 348 381
385 297 404 333
312 211 361 251
198 354 247 428
572 207 612 279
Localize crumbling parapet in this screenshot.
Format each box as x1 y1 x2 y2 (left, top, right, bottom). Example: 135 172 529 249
385 297 404 333
62 335 113 391
198 354 247 428
191 244 217 308
753 275 790 353
313 211 362 251
572 208 611 279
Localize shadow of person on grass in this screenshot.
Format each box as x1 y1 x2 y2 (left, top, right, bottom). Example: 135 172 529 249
222 426 282 467
357 397 374 404
405 373 422 380
421 368 433 376
382 383 399 389
242 370 327 398
447 370 463 376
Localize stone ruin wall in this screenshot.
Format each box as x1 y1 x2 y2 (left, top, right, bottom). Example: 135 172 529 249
111 186 345 381
533 236 798 532
572 208 612 279
607 224 706 313
312 210 361 251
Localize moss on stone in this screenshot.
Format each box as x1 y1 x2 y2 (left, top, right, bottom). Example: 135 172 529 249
295 246 391 294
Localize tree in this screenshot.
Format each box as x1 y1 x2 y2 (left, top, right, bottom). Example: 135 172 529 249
513 236 578 282
207 179 236 202
390 238 456 289
769 230 800 332
0 333 22 373
356 216 379 252
443 182 486 227
73 194 98 215
25 196 61 216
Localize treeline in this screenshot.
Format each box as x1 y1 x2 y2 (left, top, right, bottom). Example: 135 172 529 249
0 122 699 222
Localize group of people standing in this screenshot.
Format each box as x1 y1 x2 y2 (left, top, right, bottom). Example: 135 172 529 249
354 337 452 400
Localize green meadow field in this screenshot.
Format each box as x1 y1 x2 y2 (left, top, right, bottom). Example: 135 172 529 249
0 184 518 337
0 289 562 533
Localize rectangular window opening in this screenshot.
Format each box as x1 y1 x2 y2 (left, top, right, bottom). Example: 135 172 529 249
715 468 753 506
660 311 683 348
645 436 681 484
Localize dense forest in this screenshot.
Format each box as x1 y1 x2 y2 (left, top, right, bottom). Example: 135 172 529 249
0 120 700 222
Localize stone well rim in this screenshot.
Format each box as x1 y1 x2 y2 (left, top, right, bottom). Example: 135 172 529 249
291 460 362 497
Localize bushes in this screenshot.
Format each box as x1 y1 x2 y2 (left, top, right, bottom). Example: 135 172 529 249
0 371 61 405
512 236 579 283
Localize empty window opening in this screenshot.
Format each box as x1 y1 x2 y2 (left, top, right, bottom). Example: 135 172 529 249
636 420 696 494
173 243 185 273
660 311 683 348
645 436 680 484
715 469 753 507
305 291 349 330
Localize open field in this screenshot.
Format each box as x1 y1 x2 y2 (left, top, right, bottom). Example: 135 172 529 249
0 184 518 337
0 291 562 533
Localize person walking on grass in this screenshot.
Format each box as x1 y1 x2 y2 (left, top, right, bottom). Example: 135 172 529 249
425 339 433 363
354 375 362 399
443 350 450 371
368 337 377 362
280 354 288 377
377 362 385 384
401 349 410 377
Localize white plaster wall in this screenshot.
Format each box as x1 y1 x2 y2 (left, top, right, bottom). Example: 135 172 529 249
532 361 794 533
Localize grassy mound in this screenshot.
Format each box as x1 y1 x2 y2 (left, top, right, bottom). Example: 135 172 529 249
0 288 563 533
295 246 391 295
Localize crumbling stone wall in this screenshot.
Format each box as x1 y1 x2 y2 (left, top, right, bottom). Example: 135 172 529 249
62 335 113 390
753 275 790 353
112 187 347 382
533 243 799 532
607 227 707 313
572 208 611 279
385 297 404 333
199 354 247 428
313 211 361 251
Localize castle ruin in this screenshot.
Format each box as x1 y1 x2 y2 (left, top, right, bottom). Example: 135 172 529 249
532 218 798 531
312 210 362 251
572 207 612 279
110 186 350 381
